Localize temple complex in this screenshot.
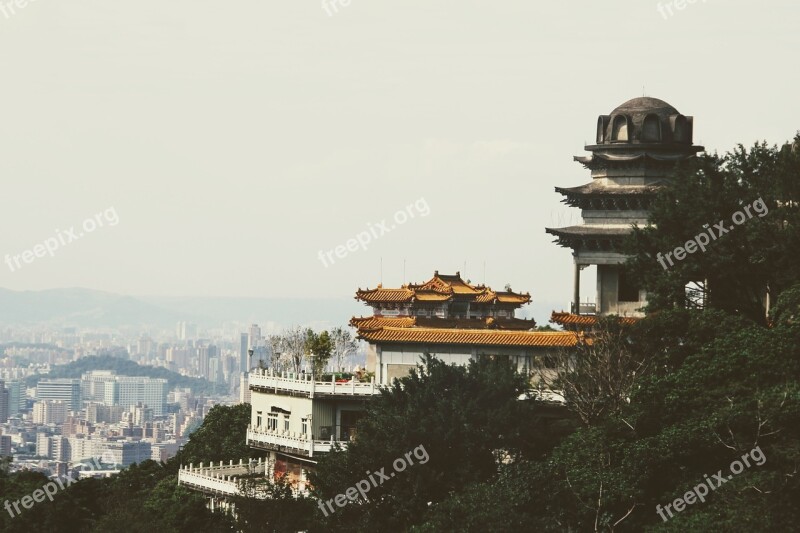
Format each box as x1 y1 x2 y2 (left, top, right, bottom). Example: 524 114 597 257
353 271 578 386
355 270 532 320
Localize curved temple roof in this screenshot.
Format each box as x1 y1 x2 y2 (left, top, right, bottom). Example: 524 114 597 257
356 271 531 306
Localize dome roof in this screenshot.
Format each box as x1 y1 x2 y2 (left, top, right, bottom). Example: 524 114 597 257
592 96 696 147
611 97 679 118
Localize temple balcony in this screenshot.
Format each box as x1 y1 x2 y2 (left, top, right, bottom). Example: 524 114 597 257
178 457 310 498
246 425 348 458
248 368 381 398
571 302 597 315
177 458 270 497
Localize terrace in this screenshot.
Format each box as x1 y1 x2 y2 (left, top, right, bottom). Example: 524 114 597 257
248 368 381 398
246 425 348 458
177 457 271 497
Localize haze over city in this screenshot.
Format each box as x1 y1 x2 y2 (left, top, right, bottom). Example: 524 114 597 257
2 1 797 317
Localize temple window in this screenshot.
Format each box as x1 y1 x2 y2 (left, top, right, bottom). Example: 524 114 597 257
642 114 661 141
611 115 629 141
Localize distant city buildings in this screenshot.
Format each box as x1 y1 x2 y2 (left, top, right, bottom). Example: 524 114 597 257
239 373 250 404
36 379 81 411
240 333 248 374
1 320 302 481
81 371 168 415
176 321 198 341
0 434 11 457
0 379 8 423
5 380 24 416
32 400 68 425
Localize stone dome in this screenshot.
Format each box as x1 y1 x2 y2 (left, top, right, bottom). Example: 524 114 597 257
595 96 693 146
611 97 679 118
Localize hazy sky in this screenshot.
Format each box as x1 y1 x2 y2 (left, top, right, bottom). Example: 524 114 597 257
1 1 798 309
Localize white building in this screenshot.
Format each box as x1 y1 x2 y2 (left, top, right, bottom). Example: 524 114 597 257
36 379 81 411
81 372 168 416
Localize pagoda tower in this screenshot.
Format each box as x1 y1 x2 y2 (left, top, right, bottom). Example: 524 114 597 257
546 97 704 317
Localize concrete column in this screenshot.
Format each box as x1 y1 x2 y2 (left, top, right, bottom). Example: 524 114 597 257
573 262 581 315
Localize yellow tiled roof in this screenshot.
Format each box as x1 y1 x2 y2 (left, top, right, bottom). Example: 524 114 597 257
550 312 640 327
358 327 580 348
356 271 530 306
350 316 417 329
350 316 538 331
355 288 415 303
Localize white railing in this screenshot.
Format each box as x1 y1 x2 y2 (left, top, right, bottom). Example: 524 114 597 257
248 368 381 398
178 458 268 497
246 425 346 458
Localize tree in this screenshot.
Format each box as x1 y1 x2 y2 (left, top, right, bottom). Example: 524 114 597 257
329 327 358 372
306 329 332 376
534 317 648 428
309 355 561 531
420 305 800 531
625 137 800 325
232 473 316 532
275 326 307 374
172 403 262 472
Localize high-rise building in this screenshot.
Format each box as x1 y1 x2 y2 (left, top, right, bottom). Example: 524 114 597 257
36 379 81 411
0 381 8 423
132 403 153 426
197 344 218 379
81 371 117 403
248 324 262 350
116 377 168 416
5 380 24 415
81 372 168 416
239 373 251 404
32 400 68 424
87 402 124 424
240 332 248 373
177 322 198 341
100 440 152 467
0 435 12 457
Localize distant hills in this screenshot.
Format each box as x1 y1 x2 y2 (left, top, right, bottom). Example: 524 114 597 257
0 287 363 329
24 355 215 394
0 288 181 328
0 287 561 329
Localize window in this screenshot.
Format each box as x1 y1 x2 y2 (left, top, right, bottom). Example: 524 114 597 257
673 115 689 143
596 116 606 143
611 116 629 141
284 416 290 432
267 413 278 431
642 114 661 142
256 411 262 428
301 418 308 436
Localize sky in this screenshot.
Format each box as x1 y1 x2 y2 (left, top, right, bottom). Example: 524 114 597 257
1 0 798 311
